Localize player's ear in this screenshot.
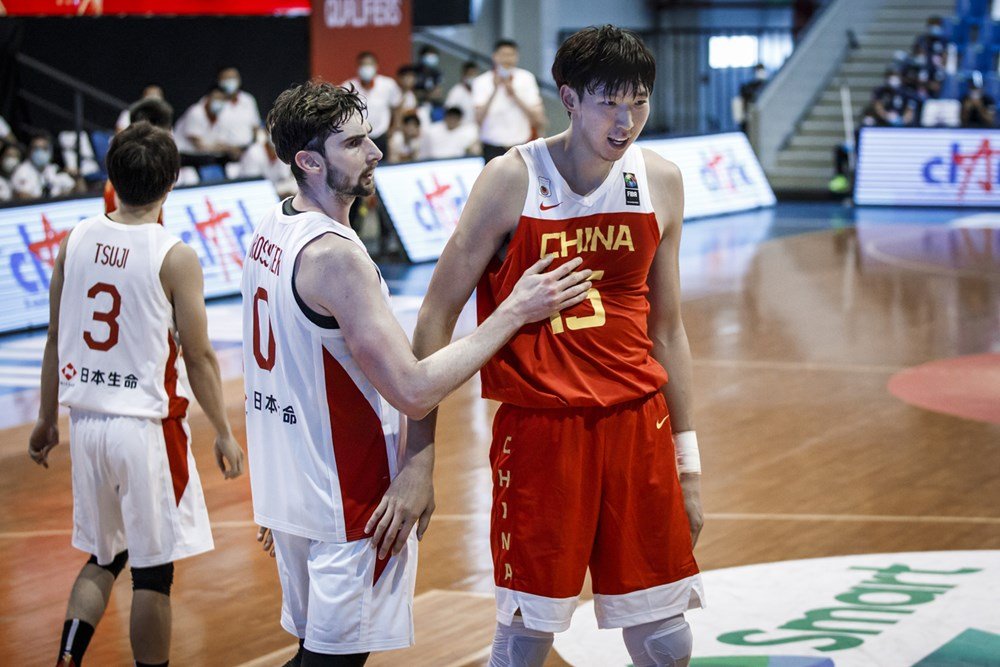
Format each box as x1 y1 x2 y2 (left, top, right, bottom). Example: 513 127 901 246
294 150 323 176
559 84 579 117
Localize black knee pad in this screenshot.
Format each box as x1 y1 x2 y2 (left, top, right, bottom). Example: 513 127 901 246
131 562 174 596
87 550 129 578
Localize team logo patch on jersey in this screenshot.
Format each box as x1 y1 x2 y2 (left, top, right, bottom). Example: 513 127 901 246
539 177 552 198
61 363 77 381
623 172 640 206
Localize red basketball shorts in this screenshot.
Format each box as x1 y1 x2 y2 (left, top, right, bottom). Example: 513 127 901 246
490 391 704 632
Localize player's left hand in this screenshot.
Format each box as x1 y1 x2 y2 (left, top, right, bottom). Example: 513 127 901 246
680 473 704 547
366 456 435 560
256 526 276 558
28 419 60 469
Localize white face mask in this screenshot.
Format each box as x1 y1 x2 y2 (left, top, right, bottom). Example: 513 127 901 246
358 64 377 81
496 66 511 79
31 149 51 169
422 54 439 68
209 99 226 115
219 78 240 95
2 156 19 173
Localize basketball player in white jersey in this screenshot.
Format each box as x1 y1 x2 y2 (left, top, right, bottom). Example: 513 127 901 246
28 121 244 667
410 26 705 667
243 81 592 666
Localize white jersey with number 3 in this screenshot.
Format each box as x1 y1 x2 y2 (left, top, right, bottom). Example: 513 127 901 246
58 216 189 419
241 200 401 544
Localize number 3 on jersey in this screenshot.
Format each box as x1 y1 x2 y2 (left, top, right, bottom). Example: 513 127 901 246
84 282 122 351
550 270 605 334
252 286 276 371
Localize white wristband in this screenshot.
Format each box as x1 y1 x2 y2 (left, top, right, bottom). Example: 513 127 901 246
673 430 701 475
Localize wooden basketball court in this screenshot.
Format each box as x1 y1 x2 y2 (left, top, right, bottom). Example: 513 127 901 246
2 204 999 665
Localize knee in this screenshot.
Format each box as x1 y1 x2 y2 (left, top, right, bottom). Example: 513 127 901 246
622 616 692 667
87 550 129 578
131 562 174 596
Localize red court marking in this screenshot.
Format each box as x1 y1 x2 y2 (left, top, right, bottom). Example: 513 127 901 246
888 354 1000 425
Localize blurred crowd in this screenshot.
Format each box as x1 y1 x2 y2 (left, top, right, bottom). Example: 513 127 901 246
1 39 545 207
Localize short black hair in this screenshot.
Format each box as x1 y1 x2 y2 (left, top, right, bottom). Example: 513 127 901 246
129 98 174 129
552 25 655 98
357 51 377 62
30 130 53 146
462 60 479 72
402 112 421 126
419 45 439 56
267 81 367 184
397 64 419 77
106 121 179 207
445 107 463 118
494 39 518 52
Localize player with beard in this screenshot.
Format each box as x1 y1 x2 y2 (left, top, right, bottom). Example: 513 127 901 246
409 26 705 666
242 82 592 666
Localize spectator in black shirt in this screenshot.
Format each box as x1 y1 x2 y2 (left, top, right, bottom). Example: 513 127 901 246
904 44 944 99
736 64 768 133
414 45 444 110
913 17 949 70
961 77 996 128
872 70 918 126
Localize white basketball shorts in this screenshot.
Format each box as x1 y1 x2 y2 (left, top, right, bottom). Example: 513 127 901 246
69 409 214 567
271 529 417 655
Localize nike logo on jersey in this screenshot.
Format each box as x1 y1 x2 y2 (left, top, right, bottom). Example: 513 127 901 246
656 416 669 430
539 202 562 211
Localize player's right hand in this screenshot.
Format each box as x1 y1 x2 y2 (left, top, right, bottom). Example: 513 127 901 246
27 419 59 469
256 526 276 558
505 255 592 324
214 434 245 479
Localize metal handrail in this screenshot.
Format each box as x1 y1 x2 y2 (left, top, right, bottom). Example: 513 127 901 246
16 53 129 111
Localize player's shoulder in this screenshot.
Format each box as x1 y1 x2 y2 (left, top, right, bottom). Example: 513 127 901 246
640 147 683 186
299 228 375 277
480 148 528 188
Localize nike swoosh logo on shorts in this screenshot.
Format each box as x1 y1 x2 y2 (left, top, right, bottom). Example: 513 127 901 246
540 202 561 211
656 416 669 430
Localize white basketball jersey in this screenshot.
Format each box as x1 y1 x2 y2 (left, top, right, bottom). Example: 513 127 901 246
58 216 188 420
242 200 401 544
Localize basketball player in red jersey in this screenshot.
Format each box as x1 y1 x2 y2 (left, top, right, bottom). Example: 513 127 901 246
409 26 704 666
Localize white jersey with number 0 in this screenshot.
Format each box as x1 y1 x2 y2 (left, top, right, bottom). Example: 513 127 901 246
58 216 189 419
242 200 401 544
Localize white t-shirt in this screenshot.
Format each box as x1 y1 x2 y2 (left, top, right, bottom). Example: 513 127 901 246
0 115 11 138
215 90 262 148
0 176 12 202
116 109 131 133
389 131 421 163
420 122 478 160
343 75 402 139
239 143 296 196
11 162 75 199
472 68 541 147
444 82 477 127
174 102 242 153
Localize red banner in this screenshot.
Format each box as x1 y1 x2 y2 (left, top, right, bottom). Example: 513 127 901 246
310 0 411 86
0 0 310 16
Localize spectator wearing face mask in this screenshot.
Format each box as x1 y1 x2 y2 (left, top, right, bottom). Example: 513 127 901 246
11 133 78 200
445 61 481 128
872 70 918 127
913 17 949 70
115 84 165 133
903 44 944 99
213 66 262 151
175 88 242 158
0 141 25 202
472 39 545 162
414 45 444 107
342 51 402 157
421 107 480 159
239 129 296 198
388 112 423 163
961 76 996 128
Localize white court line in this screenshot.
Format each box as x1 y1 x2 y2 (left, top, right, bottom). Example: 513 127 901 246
692 357 903 375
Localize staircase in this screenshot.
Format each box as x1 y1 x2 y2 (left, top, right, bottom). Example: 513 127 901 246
768 0 955 192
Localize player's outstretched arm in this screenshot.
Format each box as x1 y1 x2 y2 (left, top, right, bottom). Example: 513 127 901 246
161 243 244 479
644 148 703 547
28 235 70 469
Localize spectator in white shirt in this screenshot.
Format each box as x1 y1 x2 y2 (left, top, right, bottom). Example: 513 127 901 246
342 51 402 156
115 84 165 132
444 61 481 128
214 66 262 150
388 112 423 163
0 141 24 202
174 88 242 158
421 107 480 159
239 129 296 198
396 65 421 121
473 39 545 161
11 133 78 200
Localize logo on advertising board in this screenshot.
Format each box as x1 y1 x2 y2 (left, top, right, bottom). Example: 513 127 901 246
700 148 754 194
553 551 1000 667
8 213 72 298
170 195 253 285
413 171 472 233
922 138 1000 199
324 0 402 28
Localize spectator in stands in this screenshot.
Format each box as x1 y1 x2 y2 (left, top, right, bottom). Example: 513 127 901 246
239 129 296 198
872 70 918 126
174 88 242 158
11 132 78 200
421 107 480 159
735 64 769 134
913 16 949 70
0 141 24 202
473 39 544 162
396 64 421 119
388 112 422 163
115 84 165 132
215 66 262 150
961 76 996 127
445 61 481 127
904 44 944 99
343 51 402 156
0 115 16 144
414 45 444 108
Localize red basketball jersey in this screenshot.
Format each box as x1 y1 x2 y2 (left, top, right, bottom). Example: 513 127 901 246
477 139 668 408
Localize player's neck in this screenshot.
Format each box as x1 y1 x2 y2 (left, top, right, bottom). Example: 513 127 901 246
292 187 352 227
108 202 162 226
546 130 616 198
